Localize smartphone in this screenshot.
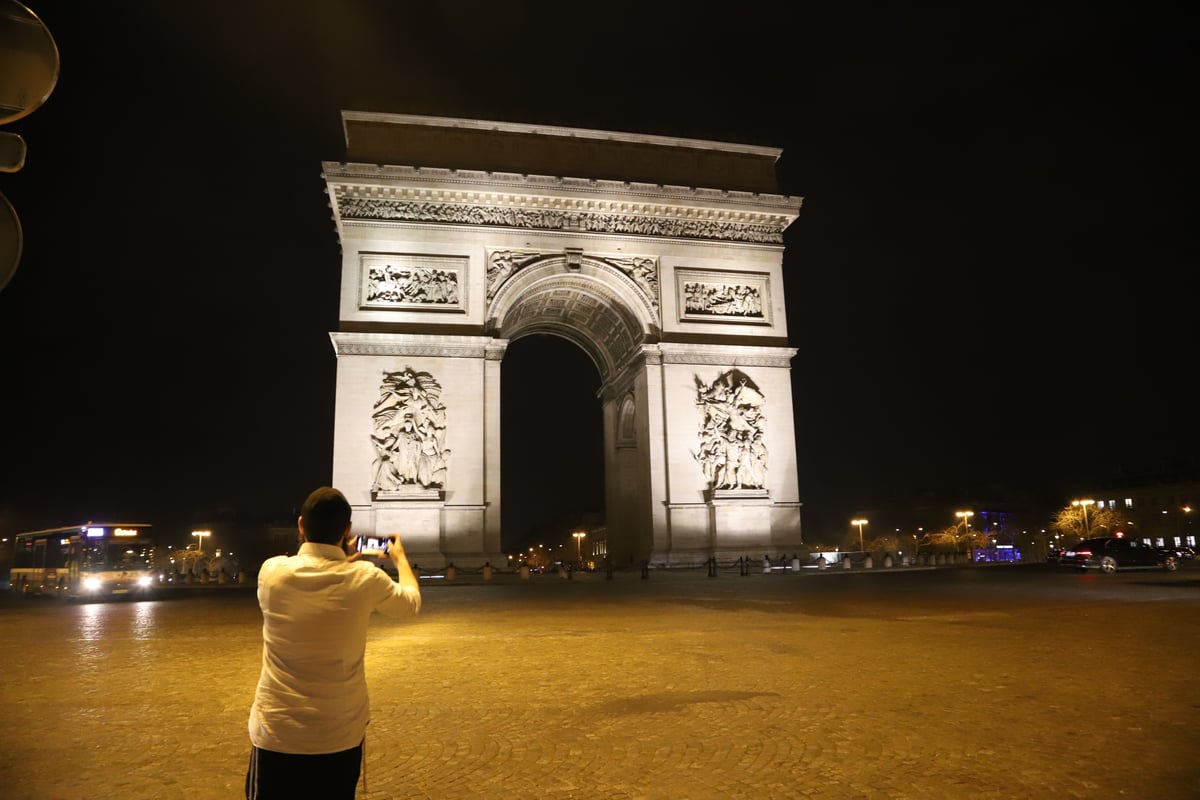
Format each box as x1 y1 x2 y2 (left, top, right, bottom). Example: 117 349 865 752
357 536 391 555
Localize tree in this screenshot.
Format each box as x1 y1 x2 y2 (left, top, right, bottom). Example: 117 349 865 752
1050 504 1123 546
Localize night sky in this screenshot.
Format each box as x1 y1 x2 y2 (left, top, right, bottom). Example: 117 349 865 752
1 2 1195 548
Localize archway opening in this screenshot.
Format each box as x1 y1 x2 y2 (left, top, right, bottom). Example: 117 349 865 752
500 334 605 559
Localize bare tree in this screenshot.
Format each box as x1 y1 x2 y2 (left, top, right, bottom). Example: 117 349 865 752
1050 504 1123 545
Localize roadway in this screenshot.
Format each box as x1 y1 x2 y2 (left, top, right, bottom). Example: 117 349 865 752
1 562 1197 800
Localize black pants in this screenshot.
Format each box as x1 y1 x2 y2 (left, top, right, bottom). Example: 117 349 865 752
246 741 363 800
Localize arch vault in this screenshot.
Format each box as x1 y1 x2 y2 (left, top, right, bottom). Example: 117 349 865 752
323 112 804 568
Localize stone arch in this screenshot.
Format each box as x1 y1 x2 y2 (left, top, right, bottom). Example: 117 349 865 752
487 255 657 385
324 112 804 570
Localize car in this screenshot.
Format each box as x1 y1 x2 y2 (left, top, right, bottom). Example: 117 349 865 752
1061 536 1177 574
1159 544 1196 560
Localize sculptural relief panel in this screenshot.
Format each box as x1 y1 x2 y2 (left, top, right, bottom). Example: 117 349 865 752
360 253 466 312
676 268 771 325
370 367 450 493
693 369 768 492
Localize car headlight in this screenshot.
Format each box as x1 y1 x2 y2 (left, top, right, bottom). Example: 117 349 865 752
137 575 153 588
83 577 101 591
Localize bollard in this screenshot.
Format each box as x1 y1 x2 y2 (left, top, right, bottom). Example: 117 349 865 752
883 554 894 568
446 564 456 582
641 560 649 579
519 565 530 580
708 557 717 577
762 556 771 574
482 562 493 581
817 555 827 570
842 555 852 570
864 555 874 570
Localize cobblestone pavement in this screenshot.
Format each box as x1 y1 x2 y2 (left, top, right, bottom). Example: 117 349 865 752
1 564 1198 800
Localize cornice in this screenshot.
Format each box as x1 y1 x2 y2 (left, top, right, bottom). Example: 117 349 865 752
655 342 799 368
329 332 494 358
322 163 801 216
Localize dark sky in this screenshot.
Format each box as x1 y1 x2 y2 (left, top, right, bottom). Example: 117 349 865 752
1 1 1195 546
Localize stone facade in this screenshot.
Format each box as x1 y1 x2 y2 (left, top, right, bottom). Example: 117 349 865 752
323 112 803 567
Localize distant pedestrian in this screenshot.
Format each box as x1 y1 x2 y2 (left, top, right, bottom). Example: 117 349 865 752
245 486 421 799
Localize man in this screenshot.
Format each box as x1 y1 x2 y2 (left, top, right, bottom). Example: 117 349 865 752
246 486 421 800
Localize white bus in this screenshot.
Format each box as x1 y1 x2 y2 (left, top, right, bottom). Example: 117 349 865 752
11 523 156 600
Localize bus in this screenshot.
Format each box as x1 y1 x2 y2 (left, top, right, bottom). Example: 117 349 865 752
11 523 157 600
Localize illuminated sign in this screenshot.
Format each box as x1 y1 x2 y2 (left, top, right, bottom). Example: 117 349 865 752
114 528 138 537
86 527 105 538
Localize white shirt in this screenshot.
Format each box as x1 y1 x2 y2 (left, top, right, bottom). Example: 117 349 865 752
248 542 420 754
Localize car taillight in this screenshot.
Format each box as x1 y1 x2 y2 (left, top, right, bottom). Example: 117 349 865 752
1077 549 1092 558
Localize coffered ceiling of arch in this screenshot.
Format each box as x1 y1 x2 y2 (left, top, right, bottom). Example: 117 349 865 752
496 282 643 381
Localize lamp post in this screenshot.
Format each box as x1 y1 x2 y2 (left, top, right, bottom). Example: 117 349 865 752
191 530 211 553
1173 505 1192 538
851 519 868 551
1071 499 1094 538
955 511 973 553
572 532 586 564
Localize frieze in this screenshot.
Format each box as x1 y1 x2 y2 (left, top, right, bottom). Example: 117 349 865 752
335 196 786 244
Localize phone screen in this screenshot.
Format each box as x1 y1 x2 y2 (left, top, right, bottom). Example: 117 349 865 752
357 536 390 554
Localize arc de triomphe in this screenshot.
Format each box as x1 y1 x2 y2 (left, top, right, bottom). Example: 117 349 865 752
322 112 803 569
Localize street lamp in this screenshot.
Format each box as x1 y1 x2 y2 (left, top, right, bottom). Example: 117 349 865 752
851 519 868 551
1071 499 1094 537
191 530 211 553
1174 505 1192 537
572 531 586 563
955 511 973 552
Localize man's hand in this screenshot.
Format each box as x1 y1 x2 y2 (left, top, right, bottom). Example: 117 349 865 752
386 534 420 594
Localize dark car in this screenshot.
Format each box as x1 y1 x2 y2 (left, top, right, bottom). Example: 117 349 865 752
1159 544 1196 560
1061 537 1177 574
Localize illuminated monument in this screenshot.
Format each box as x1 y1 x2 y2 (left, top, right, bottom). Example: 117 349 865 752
322 112 803 568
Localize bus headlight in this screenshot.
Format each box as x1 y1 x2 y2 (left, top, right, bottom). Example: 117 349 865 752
137 575 153 588
83 577 102 591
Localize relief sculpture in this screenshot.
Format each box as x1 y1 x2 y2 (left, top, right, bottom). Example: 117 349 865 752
694 370 767 491
683 281 764 318
371 368 449 491
605 256 659 310
365 263 459 306
486 250 542 299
